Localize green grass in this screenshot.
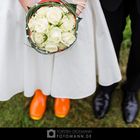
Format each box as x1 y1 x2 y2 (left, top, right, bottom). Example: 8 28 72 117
0 19 140 128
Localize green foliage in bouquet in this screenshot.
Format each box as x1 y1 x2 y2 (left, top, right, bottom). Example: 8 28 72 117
26 0 81 55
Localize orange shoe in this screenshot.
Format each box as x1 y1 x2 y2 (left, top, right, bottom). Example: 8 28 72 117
54 98 70 118
29 89 47 120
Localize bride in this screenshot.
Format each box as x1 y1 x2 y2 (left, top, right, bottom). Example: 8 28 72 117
0 0 121 120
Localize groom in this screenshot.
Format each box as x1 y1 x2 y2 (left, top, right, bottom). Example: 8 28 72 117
93 0 140 123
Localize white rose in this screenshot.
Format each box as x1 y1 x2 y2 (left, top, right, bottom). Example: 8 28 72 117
36 7 49 18
48 27 62 44
47 7 63 25
28 16 37 31
45 42 58 52
34 18 49 33
31 32 47 46
39 41 48 49
58 42 67 50
60 13 76 32
61 6 69 14
61 32 76 46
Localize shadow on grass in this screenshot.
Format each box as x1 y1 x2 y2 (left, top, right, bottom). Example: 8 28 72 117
0 86 140 127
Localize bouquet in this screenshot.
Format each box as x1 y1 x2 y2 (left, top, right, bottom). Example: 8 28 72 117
26 0 81 54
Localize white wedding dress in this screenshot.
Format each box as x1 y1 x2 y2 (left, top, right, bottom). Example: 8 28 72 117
0 0 121 101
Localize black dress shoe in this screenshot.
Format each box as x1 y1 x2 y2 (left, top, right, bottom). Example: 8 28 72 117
93 87 113 119
122 90 139 124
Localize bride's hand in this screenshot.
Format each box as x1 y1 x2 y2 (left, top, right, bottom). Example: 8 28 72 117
72 0 87 15
19 0 36 11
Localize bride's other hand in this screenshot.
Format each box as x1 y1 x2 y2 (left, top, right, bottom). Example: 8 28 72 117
72 0 87 15
19 0 87 14
19 0 36 11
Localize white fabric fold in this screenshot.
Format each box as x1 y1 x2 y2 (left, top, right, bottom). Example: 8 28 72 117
0 0 121 101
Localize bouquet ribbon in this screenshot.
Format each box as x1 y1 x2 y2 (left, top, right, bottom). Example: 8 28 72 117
38 0 70 10
19 0 62 11
39 0 61 3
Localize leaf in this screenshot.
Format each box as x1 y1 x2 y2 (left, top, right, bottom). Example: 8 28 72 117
67 4 77 14
78 17 82 23
60 0 77 13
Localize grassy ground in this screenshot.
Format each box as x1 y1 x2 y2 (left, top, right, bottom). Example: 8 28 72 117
0 19 140 128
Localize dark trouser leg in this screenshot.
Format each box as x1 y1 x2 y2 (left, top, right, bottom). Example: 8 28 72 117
125 3 140 92
121 0 139 124
93 2 128 119
99 1 128 92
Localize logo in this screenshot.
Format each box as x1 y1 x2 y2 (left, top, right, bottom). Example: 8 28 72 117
47 129 56 138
